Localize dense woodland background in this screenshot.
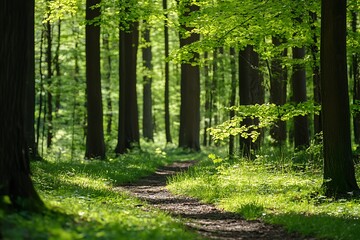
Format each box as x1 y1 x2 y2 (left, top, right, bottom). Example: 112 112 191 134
2 1 360 237
26 0 360 193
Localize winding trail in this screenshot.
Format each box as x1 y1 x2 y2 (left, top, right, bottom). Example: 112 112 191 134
116 160 316 240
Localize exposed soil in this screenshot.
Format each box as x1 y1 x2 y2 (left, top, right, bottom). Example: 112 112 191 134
117 160 317 240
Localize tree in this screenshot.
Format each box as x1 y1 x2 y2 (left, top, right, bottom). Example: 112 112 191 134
291 46 309 149
178 0 201 151
229 47 237 156
85 0 106 159
239 45 264 157
321 0 359 196
309 11 322 135
142 21 154 141
45 6 53 149
269 37 287 146
163 0 172 144
0 0 44 210
115 21 140 154
351 10 360 148
25 0 40 160
102 33 113 136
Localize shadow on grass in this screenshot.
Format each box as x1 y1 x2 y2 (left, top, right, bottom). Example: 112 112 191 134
266 211 360 240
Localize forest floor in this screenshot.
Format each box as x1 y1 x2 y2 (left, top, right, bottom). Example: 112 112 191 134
116 160 317 240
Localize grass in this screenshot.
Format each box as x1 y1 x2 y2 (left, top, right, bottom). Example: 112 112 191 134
1 145 203 240
167 147 360 240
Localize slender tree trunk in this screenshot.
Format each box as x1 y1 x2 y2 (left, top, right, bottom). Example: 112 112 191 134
229 47 237 156
85 0 106 159
352 11 360 147
25 0 39 160
239 45 264 157
203 51 210 146
239 46 252 157
142 22 154 141
0 0 44 210
211 48 218 145
292 46 309 149
54 19 61 115
36 30 45 156
102 34 113 136
321 0 359 197
270 37 287 146
178 1 201 151
45 16 53 149
163 0 172 143
310 12 322 135
116 21 140 154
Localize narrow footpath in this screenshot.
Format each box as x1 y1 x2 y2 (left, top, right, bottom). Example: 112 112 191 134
117 160 316 240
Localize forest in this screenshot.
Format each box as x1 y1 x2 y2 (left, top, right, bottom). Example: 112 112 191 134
1 0 360 239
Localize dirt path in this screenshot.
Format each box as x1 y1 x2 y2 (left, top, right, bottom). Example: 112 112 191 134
117 160 316 240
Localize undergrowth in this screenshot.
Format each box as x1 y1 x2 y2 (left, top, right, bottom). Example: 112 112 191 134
167 146 360 240
1 143 202 240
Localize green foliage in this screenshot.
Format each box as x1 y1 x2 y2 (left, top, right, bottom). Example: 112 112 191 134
208 101 320 143
1 149 200 239
168 151 360 240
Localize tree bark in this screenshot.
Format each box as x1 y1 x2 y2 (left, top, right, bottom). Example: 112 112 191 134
85 0 106 159
142 22 154 141
351 11 360 147
239 45 264 157
292 46 309 149
321 0 359 196
178 1 201 151
270 37 287 146
115 21 140 154
163 0 172 143
102 34 113 136
45 14 53 149
229 47 237 156
310 12 322 135
0 0 44 210
25 0 40 160
203 51 211 146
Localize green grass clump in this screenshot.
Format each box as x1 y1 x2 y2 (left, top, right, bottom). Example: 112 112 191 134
1 148 202 240
167 154 360 240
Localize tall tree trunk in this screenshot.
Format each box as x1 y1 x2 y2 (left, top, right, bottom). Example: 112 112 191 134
142 22 154 141
54 19 61 116
270 37 287 146
115 21 140 154
210 48 219 146
239 46 252 157
163 0 172 143
0 0 44 210
45 15 53 149
352 11 360 147
203 51 211 146
229 47 237 156
310 12 322 135
239 45 264 157
178 1 201 151
37 30 45 156
25 0 39 160
102 34 113 136
292 46 309 149
85 0 106 159
321 0 359 197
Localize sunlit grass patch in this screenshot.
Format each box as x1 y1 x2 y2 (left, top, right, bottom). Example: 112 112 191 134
167 156 360 239
1 149 201 240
